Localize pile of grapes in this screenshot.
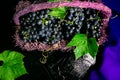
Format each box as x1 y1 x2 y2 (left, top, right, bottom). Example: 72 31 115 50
19 7 103 45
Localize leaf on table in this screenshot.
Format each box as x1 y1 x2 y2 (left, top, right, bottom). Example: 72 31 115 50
0 50 27 80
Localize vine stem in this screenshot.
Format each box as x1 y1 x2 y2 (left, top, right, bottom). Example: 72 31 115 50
40 43 60 64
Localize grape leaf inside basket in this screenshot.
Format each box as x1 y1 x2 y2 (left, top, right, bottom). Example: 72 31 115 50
49 7 67 19
67 34 98 60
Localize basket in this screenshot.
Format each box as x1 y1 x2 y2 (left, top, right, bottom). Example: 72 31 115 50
13 0 111 51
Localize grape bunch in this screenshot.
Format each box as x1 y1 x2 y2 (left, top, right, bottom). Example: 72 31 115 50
83 8 103 39
19 9 64 44
19 7 103 45
63 7 103 41
63 7 85 40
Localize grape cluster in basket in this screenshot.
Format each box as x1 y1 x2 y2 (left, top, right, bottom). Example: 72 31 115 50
19 7 103 44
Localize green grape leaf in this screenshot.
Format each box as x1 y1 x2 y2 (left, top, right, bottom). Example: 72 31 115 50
0 50 27 80
49 7 67 19
67 34 87 47
67 34 98 60
74 42 88 59
88 38 98 58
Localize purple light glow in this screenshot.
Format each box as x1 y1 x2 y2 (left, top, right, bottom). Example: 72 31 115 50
100 39 120 80
89 39 120 80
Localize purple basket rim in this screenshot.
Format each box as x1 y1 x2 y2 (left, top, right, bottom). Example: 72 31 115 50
13 1 112 25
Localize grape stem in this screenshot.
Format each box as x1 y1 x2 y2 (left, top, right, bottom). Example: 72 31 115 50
40 43 60 64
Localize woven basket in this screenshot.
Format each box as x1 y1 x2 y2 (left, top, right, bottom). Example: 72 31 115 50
13 0 111 51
